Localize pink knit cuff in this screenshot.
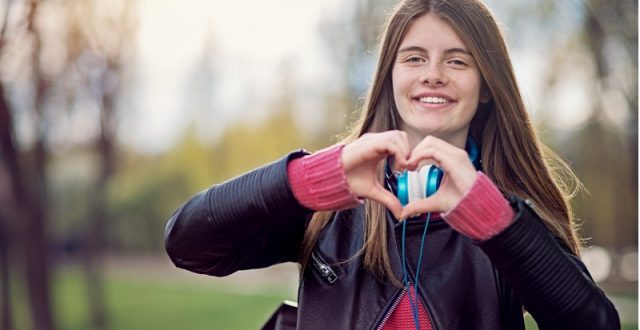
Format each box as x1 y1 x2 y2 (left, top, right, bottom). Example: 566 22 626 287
441 172 514 241
287 144 361 211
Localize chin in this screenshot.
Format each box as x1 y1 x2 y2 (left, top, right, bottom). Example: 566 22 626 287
416 124 446 135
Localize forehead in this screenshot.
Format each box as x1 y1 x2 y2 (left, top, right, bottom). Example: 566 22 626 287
400 13 468 50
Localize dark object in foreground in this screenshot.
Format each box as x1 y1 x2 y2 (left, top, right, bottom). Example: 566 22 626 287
262 300 297 330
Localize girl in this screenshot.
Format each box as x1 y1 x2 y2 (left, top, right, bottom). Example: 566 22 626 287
164 0 620 328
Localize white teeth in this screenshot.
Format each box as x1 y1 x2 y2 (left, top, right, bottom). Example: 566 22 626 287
419 96 449 104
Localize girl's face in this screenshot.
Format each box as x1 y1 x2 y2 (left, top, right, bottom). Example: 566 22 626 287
392 13 489 148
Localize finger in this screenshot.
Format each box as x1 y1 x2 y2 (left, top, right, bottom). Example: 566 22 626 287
388 148 409 173
391 130 411 168
387 130 415 171
378 131 410 171
409 138 469 173
400 196 445 219
407 144 442 169
363 131 409 160
343 135 397 170
408 148 476 196
368 185 403 220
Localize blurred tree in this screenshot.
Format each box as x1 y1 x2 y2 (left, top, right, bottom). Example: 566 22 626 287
318 0 394 100
23 1 56 328
0 70 18 330
584 0 637 247
0 0 59 328
105 112 306 253
317 0 385 135
183 32 221 143
530 0 637 253
62 0 137 328
313 0 398 148
570 0 637 286
106 60 308 254
0 216 9 330
0 3 18 330
107 137 201 252
1 0 137 328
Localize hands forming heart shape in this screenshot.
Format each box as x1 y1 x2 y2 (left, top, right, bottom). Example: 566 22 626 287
341 130 478 221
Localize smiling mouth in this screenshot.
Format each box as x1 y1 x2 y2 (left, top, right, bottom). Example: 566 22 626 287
417 96 452 104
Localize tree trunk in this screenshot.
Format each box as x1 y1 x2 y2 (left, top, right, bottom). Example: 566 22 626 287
21 0 56 327
0 80 14 330
0 218 13 330
0 79 54 330
81 63 119 330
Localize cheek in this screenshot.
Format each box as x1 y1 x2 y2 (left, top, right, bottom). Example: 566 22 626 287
467 72 484 97
391 71 402 109
391 68 411 102
391 69 401 95
457 74 483 101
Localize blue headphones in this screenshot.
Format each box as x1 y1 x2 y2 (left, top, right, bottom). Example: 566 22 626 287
395 138 479 206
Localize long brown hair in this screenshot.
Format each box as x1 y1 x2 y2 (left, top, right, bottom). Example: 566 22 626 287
300 0 582 285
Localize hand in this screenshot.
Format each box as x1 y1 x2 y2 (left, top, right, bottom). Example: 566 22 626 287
341 131 413 219
400 136 478 219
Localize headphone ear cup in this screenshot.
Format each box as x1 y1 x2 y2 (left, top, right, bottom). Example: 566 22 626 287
397 171 409 206
425 165 444 197
396 167 437 206
393 137 479 208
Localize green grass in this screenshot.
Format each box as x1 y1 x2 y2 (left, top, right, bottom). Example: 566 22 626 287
8 265 637 330
50 268 292 330
524 302 638 330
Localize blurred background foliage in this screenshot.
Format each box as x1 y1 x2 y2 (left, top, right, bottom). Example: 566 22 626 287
0 0 636 329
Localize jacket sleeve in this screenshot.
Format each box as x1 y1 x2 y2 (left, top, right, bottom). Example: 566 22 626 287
478 197 620 330
164 151 313 277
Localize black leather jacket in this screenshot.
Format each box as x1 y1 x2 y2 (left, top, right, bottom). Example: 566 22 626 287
164 151 620 329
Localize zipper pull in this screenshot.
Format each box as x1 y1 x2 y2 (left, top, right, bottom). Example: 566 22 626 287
311 252 338 284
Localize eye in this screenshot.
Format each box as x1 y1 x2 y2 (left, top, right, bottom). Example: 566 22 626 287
448 59 467 66
405 56 425 63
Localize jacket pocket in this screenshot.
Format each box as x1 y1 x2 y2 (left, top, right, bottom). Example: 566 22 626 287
310 251 339 285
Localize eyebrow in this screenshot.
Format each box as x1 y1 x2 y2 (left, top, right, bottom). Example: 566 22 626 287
397 46 471 56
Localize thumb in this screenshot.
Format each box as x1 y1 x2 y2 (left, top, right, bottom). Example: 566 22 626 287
368 185 403 220
400 197 443 220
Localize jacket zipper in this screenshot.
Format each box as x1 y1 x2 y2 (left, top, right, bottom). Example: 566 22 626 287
310 252 338 284
375 287 406 330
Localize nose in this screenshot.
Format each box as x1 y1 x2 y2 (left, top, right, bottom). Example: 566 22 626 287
420 63 447 86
